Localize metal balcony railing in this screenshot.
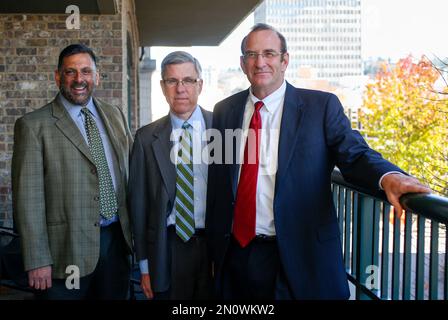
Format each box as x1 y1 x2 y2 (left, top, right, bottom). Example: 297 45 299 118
331 170 448 300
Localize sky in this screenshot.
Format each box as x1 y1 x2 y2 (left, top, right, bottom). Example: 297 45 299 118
151 0 448 69
362 0 448 60
150 13 252 70
148 0 448 120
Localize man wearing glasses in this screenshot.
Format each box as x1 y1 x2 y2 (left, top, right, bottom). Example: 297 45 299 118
12 44 133 299
206 23 430 299
129 51 213 299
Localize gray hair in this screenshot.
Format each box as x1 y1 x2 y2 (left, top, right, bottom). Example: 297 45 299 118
240 23 288 55
161 51 202 79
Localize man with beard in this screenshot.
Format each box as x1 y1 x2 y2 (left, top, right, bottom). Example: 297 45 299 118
12 44 133 299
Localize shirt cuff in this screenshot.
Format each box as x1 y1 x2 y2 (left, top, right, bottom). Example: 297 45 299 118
378 171 404 190
139 259 149 274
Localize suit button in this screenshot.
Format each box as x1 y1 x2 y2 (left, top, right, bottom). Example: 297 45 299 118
94 222 100 227
94 196 99 201
91 168 97 175
224 233 231 239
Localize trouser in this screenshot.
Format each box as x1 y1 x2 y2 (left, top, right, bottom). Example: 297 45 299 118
221 235 293 300
154 226 213 300
36 222 131 300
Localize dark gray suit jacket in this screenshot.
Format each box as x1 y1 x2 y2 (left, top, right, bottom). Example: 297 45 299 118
128 107 212 292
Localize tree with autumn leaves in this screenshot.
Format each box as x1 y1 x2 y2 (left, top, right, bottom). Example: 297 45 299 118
359 55 448 195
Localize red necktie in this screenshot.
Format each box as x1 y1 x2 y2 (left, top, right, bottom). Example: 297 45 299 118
233 101 263 247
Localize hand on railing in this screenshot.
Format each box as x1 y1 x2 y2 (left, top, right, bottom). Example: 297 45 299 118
381 173 432 215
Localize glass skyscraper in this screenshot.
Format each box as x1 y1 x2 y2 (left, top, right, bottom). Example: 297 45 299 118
255 0 362 86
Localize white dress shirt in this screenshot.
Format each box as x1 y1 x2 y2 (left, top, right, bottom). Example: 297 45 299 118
237 81 287 236
236 81 398 239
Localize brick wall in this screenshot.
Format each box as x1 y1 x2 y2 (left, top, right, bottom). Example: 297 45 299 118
0 0 140 226
122 0 141 133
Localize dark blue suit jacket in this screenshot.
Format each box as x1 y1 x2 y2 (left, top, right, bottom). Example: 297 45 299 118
206 83 402 299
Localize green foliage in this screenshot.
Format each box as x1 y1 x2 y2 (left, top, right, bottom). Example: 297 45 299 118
360 56 448 195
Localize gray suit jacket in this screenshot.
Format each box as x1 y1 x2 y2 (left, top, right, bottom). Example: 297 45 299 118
12 95 133 279
129 107 212 292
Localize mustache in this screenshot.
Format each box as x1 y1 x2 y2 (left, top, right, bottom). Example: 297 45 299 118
70 81 88 89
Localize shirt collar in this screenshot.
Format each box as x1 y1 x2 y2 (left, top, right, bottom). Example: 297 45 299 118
59 94 97 119
169 105 203 132
249 80 287 114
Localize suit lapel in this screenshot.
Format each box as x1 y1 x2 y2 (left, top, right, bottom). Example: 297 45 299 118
276 83 304 189
152 116 177 206
201 107 213 129
94 98 130 201
52 96 94 164
94 98 126 176
229 91 249 198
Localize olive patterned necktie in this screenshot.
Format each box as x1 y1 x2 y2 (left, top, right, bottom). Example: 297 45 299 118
81 107 118 220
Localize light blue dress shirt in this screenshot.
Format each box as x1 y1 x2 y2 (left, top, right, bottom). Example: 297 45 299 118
59 94 120 226
168 106 208 229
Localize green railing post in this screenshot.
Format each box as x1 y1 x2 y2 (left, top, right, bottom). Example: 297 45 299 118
344 191 352 271
355 194 375 300
331 169 448 300
371 200 381 297
352 192 359 278
381 203 391 299
445 233 448 300
429 221 439 299
403 212 412 299
339 187 345 248
391 210 401 300
416 216 426 299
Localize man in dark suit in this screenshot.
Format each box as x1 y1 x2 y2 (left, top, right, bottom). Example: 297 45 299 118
206 23 431 300
12 44 133 299
129 51 213 299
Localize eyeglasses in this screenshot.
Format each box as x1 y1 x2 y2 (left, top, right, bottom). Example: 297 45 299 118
243 50 283 61
162 78 201 87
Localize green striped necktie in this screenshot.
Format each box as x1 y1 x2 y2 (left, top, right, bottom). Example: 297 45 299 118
175 121 195 241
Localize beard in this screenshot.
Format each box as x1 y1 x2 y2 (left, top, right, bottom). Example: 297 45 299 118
59 77 95 106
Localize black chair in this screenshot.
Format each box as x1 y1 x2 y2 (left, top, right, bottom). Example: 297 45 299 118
0 226 32 294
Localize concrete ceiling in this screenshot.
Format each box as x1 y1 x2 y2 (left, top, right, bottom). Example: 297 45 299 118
0 0 115 14
0 0 262 46
135 0 261 46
